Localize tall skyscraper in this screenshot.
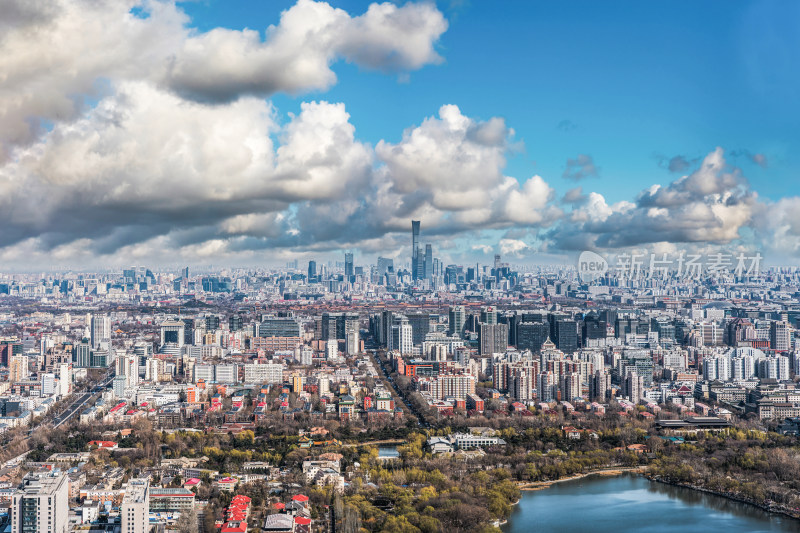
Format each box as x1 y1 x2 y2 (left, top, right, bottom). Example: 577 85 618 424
344 252 354 278
90 313 111 350
377 257 393 284
411 220 421 280
424 244 433 280
308 260 317 280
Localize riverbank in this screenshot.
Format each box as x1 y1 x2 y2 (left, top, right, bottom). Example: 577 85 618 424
646 474 800 522
516 466 647 491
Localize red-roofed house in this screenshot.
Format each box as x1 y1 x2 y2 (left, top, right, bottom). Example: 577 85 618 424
295 516 312 533
220 521 247 533
88 440 118 449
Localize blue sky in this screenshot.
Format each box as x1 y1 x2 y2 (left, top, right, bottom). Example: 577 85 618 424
0 0 798 268
184 0 798 203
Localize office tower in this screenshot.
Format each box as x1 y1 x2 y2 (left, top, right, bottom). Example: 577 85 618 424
582 312 607 345
344 252 354 278
11 472 69 533
228 315 243 332
182 266 189 279
204 315 220 331
307 260 317 280
339 313 359 341
448 306 466 338
554 319 579 354
615 317 637 339
377 257 393 279
480 306 498 325
121 479 150 533
411 220 421 280
182 318 194 345
424 244 433 280
0 340 21 366
258 316 302 338
407 313 431 346
479 323 509 355
113 375 127 398
380 310 394 347
90 313 111 350
319 313 337 340
74 341 91 368
116 354 139 388
160 320 185 348
516 322 549 353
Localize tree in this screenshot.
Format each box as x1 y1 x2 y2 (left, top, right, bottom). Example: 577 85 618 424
175 509 199 533
343 505 362 533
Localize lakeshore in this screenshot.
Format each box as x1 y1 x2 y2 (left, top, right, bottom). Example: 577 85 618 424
504 474 800 533
516 467 800 524
516 466 647 491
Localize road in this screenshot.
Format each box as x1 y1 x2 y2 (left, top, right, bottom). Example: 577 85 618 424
368 349 426 426
53 372 114 428
1 372 113 467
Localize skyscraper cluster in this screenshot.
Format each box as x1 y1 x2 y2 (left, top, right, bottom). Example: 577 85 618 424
411 220 437 282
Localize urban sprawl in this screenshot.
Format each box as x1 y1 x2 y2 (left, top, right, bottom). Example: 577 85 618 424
1 222 800 532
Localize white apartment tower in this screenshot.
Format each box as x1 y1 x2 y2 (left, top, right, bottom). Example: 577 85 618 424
121 478 150 533
11 472 69 533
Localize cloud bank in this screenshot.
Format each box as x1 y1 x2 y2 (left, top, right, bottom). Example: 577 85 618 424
0 0 797 267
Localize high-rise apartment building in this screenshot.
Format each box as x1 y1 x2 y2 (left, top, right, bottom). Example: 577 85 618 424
121 479 150 533
11 472 69 533
9 354 28 383
624 372 644 402
479 323 509 355
390 317 413 354
770 321 791 353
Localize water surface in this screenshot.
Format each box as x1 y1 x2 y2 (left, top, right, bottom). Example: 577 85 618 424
503 474 800 533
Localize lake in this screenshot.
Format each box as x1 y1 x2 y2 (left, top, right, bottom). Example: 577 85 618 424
502 474 800 533
377 445 399 459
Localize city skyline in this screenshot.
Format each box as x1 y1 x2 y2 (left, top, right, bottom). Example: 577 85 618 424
1 1 798 269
